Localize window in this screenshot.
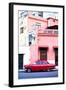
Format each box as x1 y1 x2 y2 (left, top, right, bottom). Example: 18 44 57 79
29 34 32 42
29 34 32 46
29 30 36 46
38 11 43 17
20 11 28 18
29 33 35 46
32 12 36 16
32 11 43 17
20 27 24 33
32 11 38 16
23 11 28 17
32 23 41 30
36 22 41 29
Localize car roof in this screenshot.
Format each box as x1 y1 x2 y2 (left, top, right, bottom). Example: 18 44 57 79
37 60 48 62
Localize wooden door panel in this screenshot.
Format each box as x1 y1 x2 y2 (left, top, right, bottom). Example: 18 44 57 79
40 48 47 60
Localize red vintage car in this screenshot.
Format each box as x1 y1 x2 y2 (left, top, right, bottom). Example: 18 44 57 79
24 60 56 72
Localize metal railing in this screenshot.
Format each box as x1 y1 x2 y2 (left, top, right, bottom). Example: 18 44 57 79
38 29 58 36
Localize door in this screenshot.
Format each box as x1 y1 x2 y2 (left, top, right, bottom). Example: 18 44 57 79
54 48 58 66
18 54 24 69
39 48 47 60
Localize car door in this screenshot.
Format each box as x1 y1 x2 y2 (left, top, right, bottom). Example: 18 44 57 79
41 61 48 70
40 61 45 70
36 61 41 71
30 62 39 71
36 61 44 71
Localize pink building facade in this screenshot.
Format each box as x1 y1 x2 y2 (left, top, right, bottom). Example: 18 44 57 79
28 16 58 65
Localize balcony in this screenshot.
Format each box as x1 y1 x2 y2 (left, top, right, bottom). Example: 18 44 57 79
38 29 58 36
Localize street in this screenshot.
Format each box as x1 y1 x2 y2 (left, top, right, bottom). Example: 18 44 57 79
18 70 58 79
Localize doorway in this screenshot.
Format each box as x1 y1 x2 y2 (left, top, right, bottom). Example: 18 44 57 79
54 48 58 66
39 48 48 60
18 54 24 69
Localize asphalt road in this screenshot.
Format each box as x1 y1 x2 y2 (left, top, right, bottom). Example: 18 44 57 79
18 70 58 79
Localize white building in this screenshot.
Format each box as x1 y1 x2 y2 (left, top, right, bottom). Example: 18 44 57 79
18 11 30 69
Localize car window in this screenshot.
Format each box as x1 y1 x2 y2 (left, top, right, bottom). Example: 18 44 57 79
35 61 49 65
36 61 41 64
33 62 36 65
41 61 44 64
41 61 49 64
